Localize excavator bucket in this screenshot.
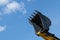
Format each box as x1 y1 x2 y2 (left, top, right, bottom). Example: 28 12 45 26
28 10 51 33
28 10 60 40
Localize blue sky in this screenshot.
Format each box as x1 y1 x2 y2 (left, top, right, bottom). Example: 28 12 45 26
0 0 60 40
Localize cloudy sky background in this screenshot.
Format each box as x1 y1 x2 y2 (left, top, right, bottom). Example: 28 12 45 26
0 0 60 40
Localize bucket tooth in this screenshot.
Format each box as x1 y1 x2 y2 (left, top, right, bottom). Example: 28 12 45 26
33 12 37 15
31 14 34 17
30 16 32 19
28 18 30 21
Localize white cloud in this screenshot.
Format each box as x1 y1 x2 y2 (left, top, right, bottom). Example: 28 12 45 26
0 0 9 6
19 2 27 14
0 25 6 32
7 1 20 11
1 1 27 15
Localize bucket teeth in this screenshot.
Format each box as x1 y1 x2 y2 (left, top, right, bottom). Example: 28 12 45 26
29 14 34 20
28 16 33 21
28 11 38 21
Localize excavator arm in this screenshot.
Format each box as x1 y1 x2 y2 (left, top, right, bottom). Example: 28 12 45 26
37 31 59 40
28 10 60 40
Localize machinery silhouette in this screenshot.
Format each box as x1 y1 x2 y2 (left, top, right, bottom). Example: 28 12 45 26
28 10 60 40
